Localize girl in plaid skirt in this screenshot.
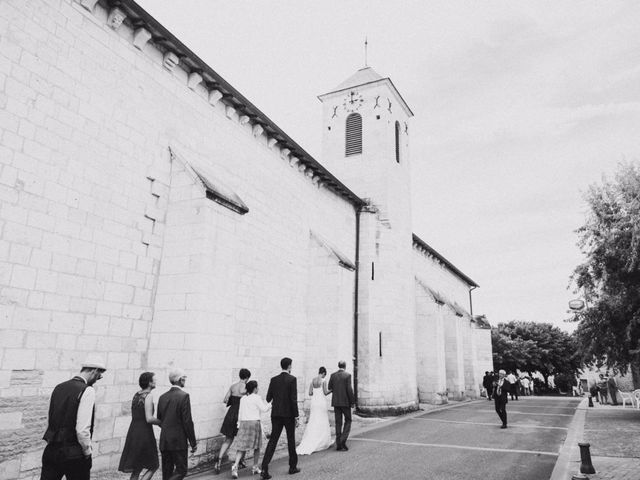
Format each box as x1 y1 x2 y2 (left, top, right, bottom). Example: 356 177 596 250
232 381 271 478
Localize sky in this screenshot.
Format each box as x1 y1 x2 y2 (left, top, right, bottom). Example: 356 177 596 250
136 0 640 331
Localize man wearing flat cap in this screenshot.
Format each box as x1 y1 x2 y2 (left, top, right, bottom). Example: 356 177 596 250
41 357 106 480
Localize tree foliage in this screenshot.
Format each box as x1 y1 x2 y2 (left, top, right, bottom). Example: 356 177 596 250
571 162 640 388
492 321 580 382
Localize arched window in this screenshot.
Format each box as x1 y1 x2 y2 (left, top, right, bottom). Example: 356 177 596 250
345 113 362 156
395 121 401 163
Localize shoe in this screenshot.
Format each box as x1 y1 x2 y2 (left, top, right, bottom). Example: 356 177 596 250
288 467 300 475
231 465 238 479
252 466 261 475
336 445 343 451
341 444 349 451
260 471 272 480
213 460 221 475
500 425 507 429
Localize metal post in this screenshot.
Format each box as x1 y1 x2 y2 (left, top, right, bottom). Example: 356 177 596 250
578 442 596 474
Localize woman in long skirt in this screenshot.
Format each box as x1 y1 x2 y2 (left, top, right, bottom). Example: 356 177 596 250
231 380 271 478
118 372 162 480
214 368 251 474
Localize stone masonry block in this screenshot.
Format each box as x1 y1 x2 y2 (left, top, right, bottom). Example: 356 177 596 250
0 458 20 479
2 349 36 370
0 411 22 430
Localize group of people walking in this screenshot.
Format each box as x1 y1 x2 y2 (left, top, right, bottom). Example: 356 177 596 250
40 357 354 480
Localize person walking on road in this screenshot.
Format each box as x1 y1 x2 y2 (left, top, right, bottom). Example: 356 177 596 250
214 368 251 474
260 357 300 479
506 371 518 401
231 380 271 478
482 372 493 400
493 369 509 429
40 357 106 480
118 372 161 480
327 360 355 451
157 368 197 480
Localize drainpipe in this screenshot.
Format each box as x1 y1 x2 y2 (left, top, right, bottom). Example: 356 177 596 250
353 205 362 409
468 285 477 317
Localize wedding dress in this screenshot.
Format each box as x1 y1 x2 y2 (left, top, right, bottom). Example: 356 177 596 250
296 386 332 455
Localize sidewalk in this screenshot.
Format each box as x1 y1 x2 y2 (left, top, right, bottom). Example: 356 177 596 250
551 397 640 480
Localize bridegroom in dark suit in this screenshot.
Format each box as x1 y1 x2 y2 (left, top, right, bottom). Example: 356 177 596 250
260 357 299 479
328 360 355 451
157 368 197 480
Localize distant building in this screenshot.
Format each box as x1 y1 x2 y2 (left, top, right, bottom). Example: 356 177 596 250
0 0 492 477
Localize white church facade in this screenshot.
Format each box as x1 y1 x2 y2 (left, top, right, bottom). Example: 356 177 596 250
0 0 493 478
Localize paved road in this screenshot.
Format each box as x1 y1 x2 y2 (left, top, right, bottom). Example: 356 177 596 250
248 396 581 480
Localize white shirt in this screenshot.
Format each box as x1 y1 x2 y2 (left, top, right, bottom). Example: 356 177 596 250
506 373 516 384
75 377 95 456
521 378 530 388
238 394 271 423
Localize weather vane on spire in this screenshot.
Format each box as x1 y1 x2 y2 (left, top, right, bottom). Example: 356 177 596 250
364 37 368 67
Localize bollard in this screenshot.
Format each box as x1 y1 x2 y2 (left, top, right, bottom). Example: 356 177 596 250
578 442 596 474
588 394 594 407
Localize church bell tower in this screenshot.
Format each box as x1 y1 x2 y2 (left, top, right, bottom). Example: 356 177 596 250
318 67 418 413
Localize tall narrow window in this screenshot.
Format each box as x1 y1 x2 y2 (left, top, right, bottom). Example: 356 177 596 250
395 121 401 163
345 113 362 156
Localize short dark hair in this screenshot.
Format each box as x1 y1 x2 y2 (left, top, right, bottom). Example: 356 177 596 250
319 366 326 375
281 357 292 370
139 371 155 389
246 380 258 394
239 368 251 380
338 360 346 369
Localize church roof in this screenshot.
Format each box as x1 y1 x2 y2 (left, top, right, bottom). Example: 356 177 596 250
115 0 366 210
413 234 479 288
333 67 384 91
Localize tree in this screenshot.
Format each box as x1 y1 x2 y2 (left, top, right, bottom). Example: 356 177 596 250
492 321 580 385
571 162 640 388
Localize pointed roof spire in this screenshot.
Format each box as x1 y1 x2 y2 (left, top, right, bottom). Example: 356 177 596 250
332 66 383 92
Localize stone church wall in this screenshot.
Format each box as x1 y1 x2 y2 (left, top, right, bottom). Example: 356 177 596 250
0 0 357 477
413 247 489 401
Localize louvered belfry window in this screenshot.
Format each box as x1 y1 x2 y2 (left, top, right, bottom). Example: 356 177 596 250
345 113 362 156
395 121 401 163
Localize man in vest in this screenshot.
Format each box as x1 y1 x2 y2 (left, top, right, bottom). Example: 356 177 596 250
41 358 106 480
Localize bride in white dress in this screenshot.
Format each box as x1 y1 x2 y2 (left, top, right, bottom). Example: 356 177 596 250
296 367 332 455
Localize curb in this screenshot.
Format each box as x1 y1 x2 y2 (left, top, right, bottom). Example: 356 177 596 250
549 397 588 480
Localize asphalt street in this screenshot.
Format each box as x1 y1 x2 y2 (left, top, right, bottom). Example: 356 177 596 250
249 397 581 480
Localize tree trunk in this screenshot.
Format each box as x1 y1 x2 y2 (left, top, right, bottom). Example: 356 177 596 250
631 354 640 390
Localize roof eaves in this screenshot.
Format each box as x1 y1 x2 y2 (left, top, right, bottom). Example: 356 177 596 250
117 0 366 210
412 233 479 287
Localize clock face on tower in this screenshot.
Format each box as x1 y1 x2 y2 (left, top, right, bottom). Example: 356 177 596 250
342 90 364 112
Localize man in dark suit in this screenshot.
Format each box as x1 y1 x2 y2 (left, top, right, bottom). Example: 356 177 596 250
327 360 355 451
492 369 509 429
260 357 299 479
482 371 493 400
157 368 197 480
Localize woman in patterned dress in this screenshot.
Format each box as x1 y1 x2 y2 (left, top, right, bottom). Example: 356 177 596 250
118 372 161 480
231 380 271 478
214 368 251 474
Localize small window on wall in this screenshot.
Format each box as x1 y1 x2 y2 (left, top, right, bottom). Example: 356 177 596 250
345 113 362 156
395 121 401 163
